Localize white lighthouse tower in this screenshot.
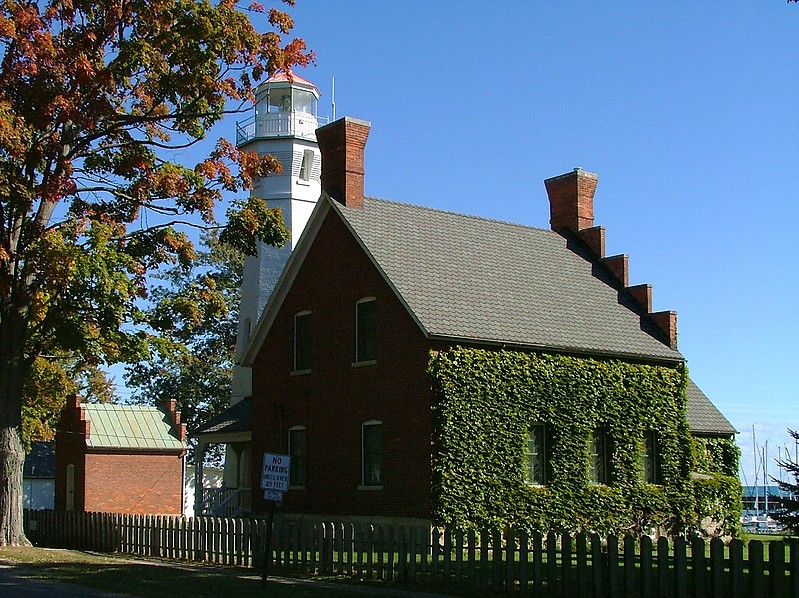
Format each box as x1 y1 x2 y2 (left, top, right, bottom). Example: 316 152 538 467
231 72 324 402
192 72 324 516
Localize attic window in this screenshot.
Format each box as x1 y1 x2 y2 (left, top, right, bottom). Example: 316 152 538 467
294 311 312 372
298 149 314 182
355 297 376 364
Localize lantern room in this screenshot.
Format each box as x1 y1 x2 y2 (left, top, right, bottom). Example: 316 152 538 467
236 71 323 145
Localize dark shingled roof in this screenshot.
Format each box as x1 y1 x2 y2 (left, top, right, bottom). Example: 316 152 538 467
24 441 55 478
335 197 681 362
191 397 251 436
686 379 736 436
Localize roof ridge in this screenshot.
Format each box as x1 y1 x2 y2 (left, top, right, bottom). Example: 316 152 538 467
362 196 554 235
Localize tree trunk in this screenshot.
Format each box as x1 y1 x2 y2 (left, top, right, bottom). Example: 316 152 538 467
0 307 30 546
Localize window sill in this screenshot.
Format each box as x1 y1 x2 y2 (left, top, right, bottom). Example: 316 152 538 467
352 359 377 368
358 485 383 491
290 369 312 376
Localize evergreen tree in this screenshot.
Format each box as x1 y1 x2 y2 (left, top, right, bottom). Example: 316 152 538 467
774 429 799 536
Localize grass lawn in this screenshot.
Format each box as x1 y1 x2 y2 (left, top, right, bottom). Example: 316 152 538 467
0 546 378 597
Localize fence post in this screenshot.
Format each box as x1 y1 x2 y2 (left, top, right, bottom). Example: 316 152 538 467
575 532 588 598
790 540 799 598
710 537 725 598
692 536 707 598
749 539 764 598
674 536 688 598
532 530 543 594
519 530 529 593
770 540 786 598
729 538 743 598
491 529 502 593
561 532 573 597
442 527 451 587
658 535 670 598
590 533 604 597
607 534 619 598
547 531 559 597
505 528 516 593
640 535 653 597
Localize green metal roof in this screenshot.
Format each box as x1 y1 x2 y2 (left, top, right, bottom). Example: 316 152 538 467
83 404 184 450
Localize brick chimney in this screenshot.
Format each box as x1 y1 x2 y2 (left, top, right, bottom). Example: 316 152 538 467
544 168 679 350
544 168 598 234
315 117 371 208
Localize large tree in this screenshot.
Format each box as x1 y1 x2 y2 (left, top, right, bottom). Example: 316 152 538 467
0 0 309 545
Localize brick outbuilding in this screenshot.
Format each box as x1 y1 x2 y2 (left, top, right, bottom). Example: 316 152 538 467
55 395 187 514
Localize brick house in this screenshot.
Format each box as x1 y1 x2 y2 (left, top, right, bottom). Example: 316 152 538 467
241 117 735 524
55 395 187 514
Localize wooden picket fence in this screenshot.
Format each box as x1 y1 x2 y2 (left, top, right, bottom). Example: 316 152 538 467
23 509 799 596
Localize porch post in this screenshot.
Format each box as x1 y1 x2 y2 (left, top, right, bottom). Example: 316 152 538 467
193 441 206 516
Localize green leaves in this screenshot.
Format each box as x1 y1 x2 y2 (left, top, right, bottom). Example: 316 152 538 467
429 348 738 536
220 196 289 256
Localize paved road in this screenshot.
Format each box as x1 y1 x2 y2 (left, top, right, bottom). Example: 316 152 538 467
0 564 129 597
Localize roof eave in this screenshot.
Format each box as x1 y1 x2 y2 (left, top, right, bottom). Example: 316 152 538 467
427 334 685 366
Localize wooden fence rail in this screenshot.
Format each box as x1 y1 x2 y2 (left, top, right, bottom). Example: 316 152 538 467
23 509 799 596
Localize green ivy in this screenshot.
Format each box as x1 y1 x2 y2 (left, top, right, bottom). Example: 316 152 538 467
429 347 740 536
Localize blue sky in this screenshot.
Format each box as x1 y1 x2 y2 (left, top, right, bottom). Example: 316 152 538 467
252 1 799 482
145 2 798 483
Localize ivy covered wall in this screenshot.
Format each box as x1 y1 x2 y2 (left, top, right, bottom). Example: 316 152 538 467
429 347 740 536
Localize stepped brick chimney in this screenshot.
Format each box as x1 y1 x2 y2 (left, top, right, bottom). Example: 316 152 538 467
544 167 678 349
315 117 371 208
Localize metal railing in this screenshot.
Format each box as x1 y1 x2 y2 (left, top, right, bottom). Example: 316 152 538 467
235 112 330 145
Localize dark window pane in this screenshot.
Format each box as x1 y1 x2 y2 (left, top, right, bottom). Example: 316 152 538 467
590 428 609 484
644 431 660 484
526 424 546 485
289 428 306 486
356 299 377 362
294 313 312 370
363 423 382 485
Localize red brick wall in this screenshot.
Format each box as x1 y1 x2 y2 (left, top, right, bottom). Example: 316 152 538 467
251 208 434 518
83 452 184 514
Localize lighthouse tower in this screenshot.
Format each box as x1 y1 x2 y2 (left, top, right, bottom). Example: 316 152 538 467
231 72 324 402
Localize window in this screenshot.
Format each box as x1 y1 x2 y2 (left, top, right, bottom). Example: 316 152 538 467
362 420 382 486
289 427 306 487
525 424 548 485
298 149 314 181
643 431 661 484
294 311 312 371
355 298 377 363
589 428 610 485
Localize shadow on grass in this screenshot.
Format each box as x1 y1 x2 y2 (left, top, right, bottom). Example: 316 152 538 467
9 561 358 598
